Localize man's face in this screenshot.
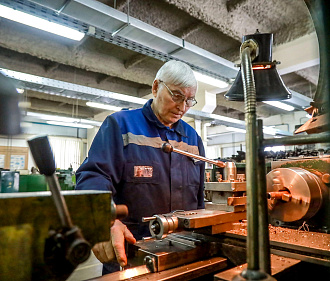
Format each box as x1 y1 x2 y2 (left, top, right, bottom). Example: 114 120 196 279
151 80 196 128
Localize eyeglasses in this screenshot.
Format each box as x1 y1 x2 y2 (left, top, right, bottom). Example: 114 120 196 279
159 80 197 107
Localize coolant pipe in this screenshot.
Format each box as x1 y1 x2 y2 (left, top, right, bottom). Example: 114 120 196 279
241 42 259 273
233 40 274 281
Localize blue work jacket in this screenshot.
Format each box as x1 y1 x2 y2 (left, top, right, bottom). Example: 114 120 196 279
75 99 205 238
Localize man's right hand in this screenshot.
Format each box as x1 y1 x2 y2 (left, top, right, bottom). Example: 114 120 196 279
92 219 136 267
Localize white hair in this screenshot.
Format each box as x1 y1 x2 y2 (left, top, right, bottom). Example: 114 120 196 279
155 60 197 89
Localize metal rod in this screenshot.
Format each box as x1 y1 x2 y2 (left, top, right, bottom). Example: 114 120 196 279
142 216 156 222
46 174 73 228
173 149 225 167
241 45 259 271
257 119 271 274
161 142 225 168
262 132 330 147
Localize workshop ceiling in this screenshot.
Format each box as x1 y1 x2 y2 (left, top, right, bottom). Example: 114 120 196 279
0 0 319 127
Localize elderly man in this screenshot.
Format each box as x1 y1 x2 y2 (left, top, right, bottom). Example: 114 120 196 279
75 60 205 274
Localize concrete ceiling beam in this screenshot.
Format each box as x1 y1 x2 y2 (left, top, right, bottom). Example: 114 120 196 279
165 0 313 46
174 21 204 39
124 53 148 69
28 98 98 118
44 62 60 73
295 65 319 86
26 90 87 106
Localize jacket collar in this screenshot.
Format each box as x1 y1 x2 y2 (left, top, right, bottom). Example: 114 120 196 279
142 99 188 137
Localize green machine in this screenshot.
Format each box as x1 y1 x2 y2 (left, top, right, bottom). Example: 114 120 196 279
56 169 76 190
19 174 48 192
0 170 20 193
1 169 75 193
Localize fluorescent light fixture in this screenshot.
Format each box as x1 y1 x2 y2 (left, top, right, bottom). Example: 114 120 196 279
193 71 229 88
86 102 122 111
27 112 79 123
47 121 93 129
224 125 278 135
209 113 245 125
264 146 285 152
16 88 24 94
0 4 85 41
0 68 147 105
226 126 246 133
263 101 295 111
78 119 102 126
26 112 102 127
263 126 277 136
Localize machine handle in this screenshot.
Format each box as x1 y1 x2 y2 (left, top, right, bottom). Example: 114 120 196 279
28 135 73 228
116 204 129 220
27 135 56 176
28 135 91 269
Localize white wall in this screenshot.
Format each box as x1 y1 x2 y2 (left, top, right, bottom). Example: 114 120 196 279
0 138 35 171
262 111 309 133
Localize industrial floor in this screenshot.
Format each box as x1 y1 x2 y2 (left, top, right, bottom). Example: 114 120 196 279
67 252 103 281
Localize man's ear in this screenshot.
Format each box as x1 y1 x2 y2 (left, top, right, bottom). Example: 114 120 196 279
152 80 159 98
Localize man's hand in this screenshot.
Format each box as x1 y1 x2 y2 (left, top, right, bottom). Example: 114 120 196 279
111 219 136 266
92 220 136 267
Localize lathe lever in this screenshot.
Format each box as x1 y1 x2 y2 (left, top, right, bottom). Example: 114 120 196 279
28 135 91 274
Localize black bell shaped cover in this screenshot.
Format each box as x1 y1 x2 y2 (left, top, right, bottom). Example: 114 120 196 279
225 32 292 101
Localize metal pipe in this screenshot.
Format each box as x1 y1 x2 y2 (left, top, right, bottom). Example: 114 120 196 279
257 119 271 274
161 142 225 168
262 132 330 147
241 44 259 271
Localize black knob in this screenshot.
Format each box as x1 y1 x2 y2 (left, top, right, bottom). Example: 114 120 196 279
161 142 173 153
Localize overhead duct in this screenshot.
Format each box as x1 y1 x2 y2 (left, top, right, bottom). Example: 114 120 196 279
7 0 238 82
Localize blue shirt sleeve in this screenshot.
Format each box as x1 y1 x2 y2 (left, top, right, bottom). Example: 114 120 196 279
75 115 124 197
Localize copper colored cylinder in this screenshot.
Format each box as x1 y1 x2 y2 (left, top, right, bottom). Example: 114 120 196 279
224 162 237 181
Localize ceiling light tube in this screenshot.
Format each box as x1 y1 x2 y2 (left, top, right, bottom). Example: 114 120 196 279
193 71 229 88
225 126 278 135
26 112 102 127
263 101 295 111
0 4 85 41
27 112 79 123
86 102 122 111
47 121 93 129
209 113 245 125
226 126 246 133
262 126 277 136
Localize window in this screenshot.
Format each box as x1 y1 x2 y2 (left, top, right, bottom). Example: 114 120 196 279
48 137 84 171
